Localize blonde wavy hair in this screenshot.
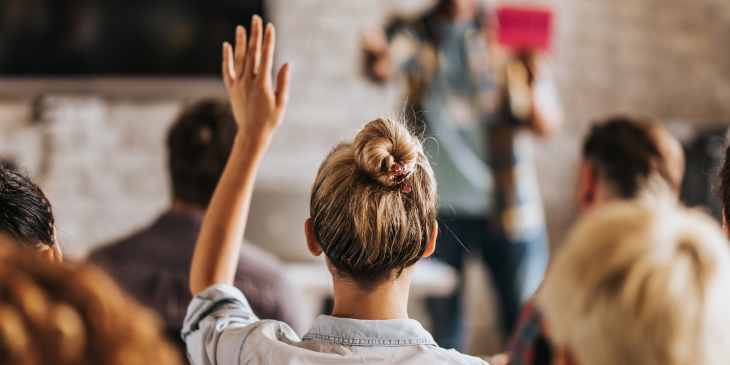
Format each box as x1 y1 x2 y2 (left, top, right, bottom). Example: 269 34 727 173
0 248 182 365
539 198 730 365
310 118 437 288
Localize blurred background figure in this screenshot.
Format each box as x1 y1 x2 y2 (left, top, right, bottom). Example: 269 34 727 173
88 100 304 359
0 163 62 262
509 116 685 365
363 0 563 349
0 247 183 365
539 199 730 365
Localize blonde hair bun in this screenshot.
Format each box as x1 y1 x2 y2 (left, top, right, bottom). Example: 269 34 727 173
310 117 436 288
353 118 421 189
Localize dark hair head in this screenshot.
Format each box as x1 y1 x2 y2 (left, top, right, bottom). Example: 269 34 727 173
0 163 57 257
167 100 238 208
583 117 673 199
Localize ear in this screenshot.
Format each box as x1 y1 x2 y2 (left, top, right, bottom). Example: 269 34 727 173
304 218 323 257
723 209 729 240
422 221 438 257
576 161 597 214
39 245 61 263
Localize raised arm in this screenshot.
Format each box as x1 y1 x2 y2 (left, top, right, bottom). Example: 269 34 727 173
189 16 291 296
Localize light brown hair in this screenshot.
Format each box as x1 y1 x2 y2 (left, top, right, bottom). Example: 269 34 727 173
0 248 182 365
310 118 437 288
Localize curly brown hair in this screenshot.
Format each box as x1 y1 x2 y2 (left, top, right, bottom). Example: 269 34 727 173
0 248 182 365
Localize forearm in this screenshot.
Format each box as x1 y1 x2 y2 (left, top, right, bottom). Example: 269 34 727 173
189 18 289 296
189 134 270 296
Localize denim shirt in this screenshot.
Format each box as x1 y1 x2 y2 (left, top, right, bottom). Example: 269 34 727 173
182 284 488 365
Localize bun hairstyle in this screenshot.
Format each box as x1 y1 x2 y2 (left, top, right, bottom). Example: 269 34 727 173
0 248 182 365
310 118 437 288
0 163 58 259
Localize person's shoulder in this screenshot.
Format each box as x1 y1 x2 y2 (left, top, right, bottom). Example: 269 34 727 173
87 232 143 263
435 348 490 365
453 352 490 365
220 319 301 361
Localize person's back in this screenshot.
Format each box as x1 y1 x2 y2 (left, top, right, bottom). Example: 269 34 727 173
182 19 487 365
89 212 301 337
88 100 303 351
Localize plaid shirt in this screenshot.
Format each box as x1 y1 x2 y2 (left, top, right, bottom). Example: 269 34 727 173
88 211 305 336
508 298 552 365
387 9 548 242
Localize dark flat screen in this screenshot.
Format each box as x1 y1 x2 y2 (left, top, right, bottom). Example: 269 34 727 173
0 0 264 75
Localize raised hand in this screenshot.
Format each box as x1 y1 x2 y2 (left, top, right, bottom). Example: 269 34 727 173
362 27 393 81
222 16 290 144
190 17 291 296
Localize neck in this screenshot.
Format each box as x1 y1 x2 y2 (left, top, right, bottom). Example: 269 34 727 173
330 268 413 320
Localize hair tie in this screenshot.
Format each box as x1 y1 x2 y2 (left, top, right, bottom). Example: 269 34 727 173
384 160 413 193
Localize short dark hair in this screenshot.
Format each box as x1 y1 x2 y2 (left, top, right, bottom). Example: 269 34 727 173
167 100 238 208
583 117 666 199
0 163 56 252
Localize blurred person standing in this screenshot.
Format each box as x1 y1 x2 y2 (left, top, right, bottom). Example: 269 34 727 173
508 117 685 365
363 0 563 349
88 100 304 358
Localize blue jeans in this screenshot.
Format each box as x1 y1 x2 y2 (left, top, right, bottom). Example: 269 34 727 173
426 216 548 351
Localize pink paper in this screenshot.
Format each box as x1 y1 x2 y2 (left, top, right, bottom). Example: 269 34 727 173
496 6 553 51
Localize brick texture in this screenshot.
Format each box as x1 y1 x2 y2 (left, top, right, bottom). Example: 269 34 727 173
0 0 728 263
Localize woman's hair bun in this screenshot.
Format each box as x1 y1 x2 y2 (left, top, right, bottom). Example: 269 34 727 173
353 118 421 188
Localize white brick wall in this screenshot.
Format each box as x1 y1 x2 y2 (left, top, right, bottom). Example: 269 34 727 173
0 0 729 262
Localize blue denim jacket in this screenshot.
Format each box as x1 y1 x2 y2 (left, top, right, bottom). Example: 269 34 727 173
182 284 488 364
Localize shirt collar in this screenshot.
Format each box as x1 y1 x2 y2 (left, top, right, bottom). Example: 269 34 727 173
303 315 437 347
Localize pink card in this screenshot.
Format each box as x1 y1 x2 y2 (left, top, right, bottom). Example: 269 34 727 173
496 6 553 51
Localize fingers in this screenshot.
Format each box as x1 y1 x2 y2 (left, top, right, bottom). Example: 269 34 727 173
234 25 247 79
275 62 291 109
243 15 263 83
221 42 234 86
258 23 275 87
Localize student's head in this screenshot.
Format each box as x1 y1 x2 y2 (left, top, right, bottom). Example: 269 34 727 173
576 117 684 214
0 248 182 365
306 118 438 289
167 100 238 209
0 163 61 262
539 199 730 365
